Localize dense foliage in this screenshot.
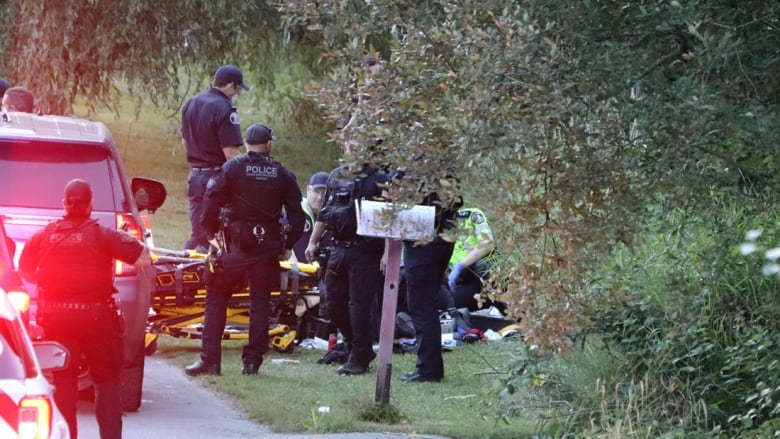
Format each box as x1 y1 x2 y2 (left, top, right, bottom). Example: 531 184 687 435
277 0 779 435
0 0 289 114
278 0 779 342
2 0 778 435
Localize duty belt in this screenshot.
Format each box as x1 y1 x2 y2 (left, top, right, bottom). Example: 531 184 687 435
39 300 114 311
332 238 362 248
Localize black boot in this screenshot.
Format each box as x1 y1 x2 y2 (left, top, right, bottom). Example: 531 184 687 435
242 361 261 375
185 359 220 376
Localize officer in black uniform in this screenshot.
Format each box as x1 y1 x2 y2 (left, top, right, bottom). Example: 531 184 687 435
19 179 146 439
185 123 305 376
305 163 390 375
396 172 462 383
181 64 248 251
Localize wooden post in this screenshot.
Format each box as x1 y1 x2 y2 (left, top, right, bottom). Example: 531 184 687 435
355 200 433 404
374 239 401 404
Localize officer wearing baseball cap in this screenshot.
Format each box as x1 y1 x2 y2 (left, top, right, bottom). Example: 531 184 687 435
292 171 329 262
20 179 146 438
181 64 250 251
186 122 305 377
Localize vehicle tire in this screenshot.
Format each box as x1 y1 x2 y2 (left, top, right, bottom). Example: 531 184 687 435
120 342 145 412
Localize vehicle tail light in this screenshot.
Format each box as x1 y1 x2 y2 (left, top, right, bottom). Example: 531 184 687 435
7 290 31 327
141 214 155 247
7 290 30 314
18 396 52 439
115 213 142 276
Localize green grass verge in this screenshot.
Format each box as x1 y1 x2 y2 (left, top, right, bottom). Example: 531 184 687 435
155 336 540 438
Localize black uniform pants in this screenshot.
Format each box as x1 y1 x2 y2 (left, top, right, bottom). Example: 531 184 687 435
324 243 384 367
451 259 503 312
404 237 454 380
185 168 218 250
41 305 123 439
200 248 279 366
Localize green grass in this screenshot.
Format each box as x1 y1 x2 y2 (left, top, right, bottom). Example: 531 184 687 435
155 336 540 438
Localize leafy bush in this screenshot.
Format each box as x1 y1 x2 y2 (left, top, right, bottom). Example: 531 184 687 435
539 206 780 437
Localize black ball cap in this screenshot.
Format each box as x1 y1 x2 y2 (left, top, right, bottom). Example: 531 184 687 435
245 123 278 145
64 178 92 204
215 64 249 90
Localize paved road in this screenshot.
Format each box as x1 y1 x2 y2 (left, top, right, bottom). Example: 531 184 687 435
77 357 449 439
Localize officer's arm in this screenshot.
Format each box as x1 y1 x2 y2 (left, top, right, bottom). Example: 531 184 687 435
283 177 306 250
304 221 326 263
18 232 41 284
458 239 494 268
201 170 229 237
222 145 241 160
102 228 146 264
379 238 392 273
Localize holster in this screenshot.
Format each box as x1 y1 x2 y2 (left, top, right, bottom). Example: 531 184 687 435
108 299 125 335
201 249 223 286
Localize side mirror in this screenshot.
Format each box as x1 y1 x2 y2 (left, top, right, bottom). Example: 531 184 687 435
33 341 69 371
131 178 167 214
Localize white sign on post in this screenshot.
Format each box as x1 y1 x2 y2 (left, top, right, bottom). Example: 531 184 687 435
356 200 435 241
356 200 435 404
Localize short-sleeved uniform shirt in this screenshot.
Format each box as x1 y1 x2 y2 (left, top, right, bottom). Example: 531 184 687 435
181 88 243 167
450 207 495 266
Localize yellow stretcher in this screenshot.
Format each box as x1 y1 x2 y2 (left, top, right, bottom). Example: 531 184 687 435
144 247 322 355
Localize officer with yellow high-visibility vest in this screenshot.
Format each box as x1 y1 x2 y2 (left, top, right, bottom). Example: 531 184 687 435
447 207 499 311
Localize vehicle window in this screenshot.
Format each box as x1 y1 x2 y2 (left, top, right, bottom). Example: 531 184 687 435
0 140 118 211
0 319 28 379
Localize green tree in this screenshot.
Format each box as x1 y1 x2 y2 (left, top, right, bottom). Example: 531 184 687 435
279 0 780 352
279 0 780 433
2 0 286 114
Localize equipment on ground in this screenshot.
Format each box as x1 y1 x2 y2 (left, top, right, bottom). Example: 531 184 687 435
145 247 323 355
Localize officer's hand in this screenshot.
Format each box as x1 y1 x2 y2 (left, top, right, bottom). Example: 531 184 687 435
448 263 465 291
304 243 317 263
279 248 292 261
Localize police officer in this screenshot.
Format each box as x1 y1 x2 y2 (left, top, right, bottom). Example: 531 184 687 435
292 171 329 262
181 64 248 251
447 207 499 311
185 123 305 376
293 171 333 339
305 162 390 375
19 179 147 439
396 173 462 383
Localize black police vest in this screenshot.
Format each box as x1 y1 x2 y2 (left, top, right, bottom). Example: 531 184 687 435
224 154 287 232
37 219 115 301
